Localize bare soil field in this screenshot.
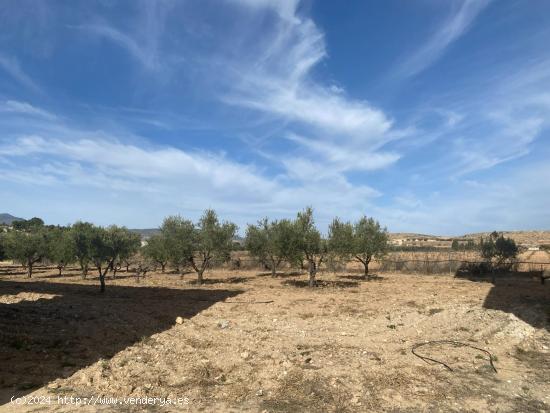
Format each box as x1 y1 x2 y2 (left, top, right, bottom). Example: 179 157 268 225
0 264 549 412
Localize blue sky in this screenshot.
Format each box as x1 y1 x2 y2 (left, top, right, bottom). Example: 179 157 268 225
0 0 549 235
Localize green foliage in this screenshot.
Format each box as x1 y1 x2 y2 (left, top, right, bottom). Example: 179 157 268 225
69 221 96 277
328 216 389 278
109 226 141 268
5 229 49 277
88 226 111 273
294 207 324 258
328 218 354 257
0 233 6 261
85 224 140 292
142 234 171 272
12 217 45 231
245 218 300 276
294 207 327 286
352 217 389 262
191 209 237 283
481 231 518 271
160 210 237 283
451 239 459 250
46 227 76 275
159 215 195 271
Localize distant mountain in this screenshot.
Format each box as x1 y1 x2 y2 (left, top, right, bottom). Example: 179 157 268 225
0 213 24 225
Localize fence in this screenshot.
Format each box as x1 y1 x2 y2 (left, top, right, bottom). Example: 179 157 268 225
2 255 550 283
224 253 550 276
373 259 550 276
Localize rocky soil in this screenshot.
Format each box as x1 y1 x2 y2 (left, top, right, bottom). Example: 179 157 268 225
0 264 549 412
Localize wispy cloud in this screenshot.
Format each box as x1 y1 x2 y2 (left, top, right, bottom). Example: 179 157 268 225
377 160 550 235
0 0 548 233
439 57 550 177
0 121 382 228
227 0 301 23
71 2 174 72
286 134 400 174
223 0 402 178
394 0 491 78
0 100 56 120
73 24 161 71
0 54 42 92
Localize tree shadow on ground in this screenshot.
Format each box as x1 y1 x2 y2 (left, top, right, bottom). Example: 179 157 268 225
338 274 385 281
40 272 83 279
256 271 304 278
0 266 85 278
0 280 242 405
187 276 251 285
455 270 549 331
283 279 359 289
483 279 549 331
0 269 50 276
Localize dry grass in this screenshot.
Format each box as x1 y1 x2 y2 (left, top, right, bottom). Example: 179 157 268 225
260 369 352 413
1 263 549 412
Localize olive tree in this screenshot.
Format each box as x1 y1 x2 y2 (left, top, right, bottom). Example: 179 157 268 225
451 239 460 251
190 209 237 285
294 207 327 287
160 216 195 274
142 234 170 272
6 230 49 277
329 216 389 280
245 218 299 276
481 231 518 274
46 227 76 276
327 218 353 270
0 233 6 261
70 221 95 278
88 225 139 292
110 229 141 277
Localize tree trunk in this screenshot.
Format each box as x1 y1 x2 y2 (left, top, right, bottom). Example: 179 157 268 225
308 260 316 287
364 260 372 280
308 271 316 287
27 261 33 278
81 261 88 279
98 266 106 293
58 266 62 276
271 259 277 277
161 263 166 273
126 263 130 272
197 269 204 285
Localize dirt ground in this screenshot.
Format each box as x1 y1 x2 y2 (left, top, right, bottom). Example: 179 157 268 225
0 263 549 412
